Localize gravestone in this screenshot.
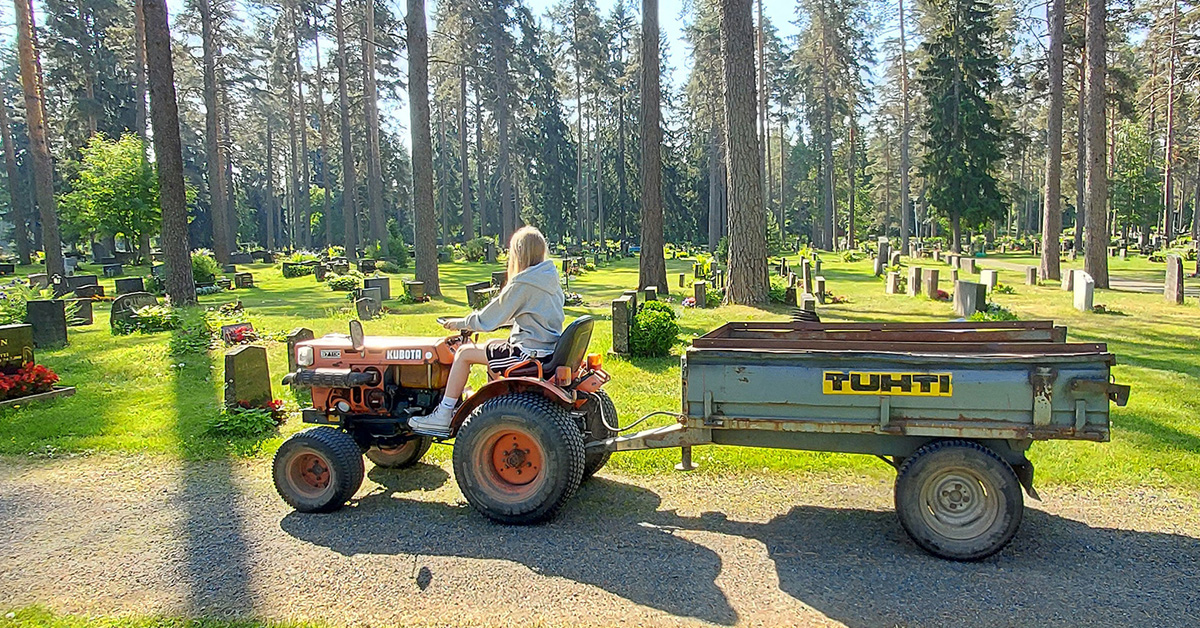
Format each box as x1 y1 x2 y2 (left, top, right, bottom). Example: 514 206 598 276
74 284 104 298
800 293 817 312
26 300 67 348
1165 255 1184 304
643 286 658 302
922 268 940 299
465 281 491 308
110 292 158 332
252 250 272 263
314 264 328 282
63 257 78 275
1026 267 1038 285
875 237 890 276
102 264 122 278
1061 269 1076 292
950 269 959 283
788 272 797 288
331 260 351 274
872 258 883 277
115 277 145 295
907 267 922 297
933 250 942 262
0 263 14 276
67 298 93 326
355 297 381 320
1074 272 1095 312
358 259 377 273
953 281 983 317
801 259 813 292
286 328 315 372
889 251 901 267
92 242 111 264
885 272 900 295
216 277 232 290
980 269 999 291
694 280 708 308
960 257 977 274
814 258 821 274
364 276 391 301
224 345 272 409
28 273 49 289
784 286 798 306
0 324 35 368
222 264 236 274
485 241 497 264
150 264 165 278
694 262 705 279
492 271 508 288
229 252 254 265
1120 248 1127 260
611 296 633 354
234 272 254 289
359 286 383 306
815 277 827 303
404 280 426 300
1069 249 1078 262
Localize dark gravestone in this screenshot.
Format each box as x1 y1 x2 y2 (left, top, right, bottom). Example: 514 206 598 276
331 261 351 275
74 284 105 298
0 324 35 368
643 286 658 302
64 257 78 275
28 273 49 289
465 281 491 308
492 271 508 288
67 298 93 326
694 280 708 308
92 242 111 264
1026 267 1038 285
0 263 15 275
102 264 123 278
1165 255 1184 304
286 328 315 372
359 286 383 305
358 258 377 273
216 277 232 290
229 252 254 265
224 345 273 409
485 241 497 264
150 264 166 278
26 300 67 348
784 286 797 306
438 249 452 263
800 293 817 312
70 273 101 290
115 277 145 295
907 266 922 297
222 264 237 274
364 276 391 301
611 296 633 355
314 264 328 282
355 297 381 320
252 250 273 263
110 292 159 331
815 277 827 303
234 272 254 289
875 237 890 276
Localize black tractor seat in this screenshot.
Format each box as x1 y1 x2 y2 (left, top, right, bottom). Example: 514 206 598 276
496 316 594 379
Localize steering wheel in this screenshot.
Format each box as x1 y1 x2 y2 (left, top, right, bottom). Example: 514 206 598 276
438 317 473 344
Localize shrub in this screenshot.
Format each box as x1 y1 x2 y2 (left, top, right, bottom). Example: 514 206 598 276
768 276 789 304
283 250 321 264
969 303 1018 322
115 304 183 335
327 270 364 291
0 285 51 326
993 283 1016 295
281 263 315 278
631 301 680 358
462 237 490 262
197 285 226 296
206 400 286 440
191 250 220 284
144 275 164 295
706 286 723 307
377 260 402 274
841 250 865 262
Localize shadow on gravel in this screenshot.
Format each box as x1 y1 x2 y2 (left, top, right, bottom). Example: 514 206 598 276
661 505 1200 627
281 465 738 625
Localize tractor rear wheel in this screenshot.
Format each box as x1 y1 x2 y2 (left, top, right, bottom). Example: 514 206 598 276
273 427 365 513
366 436 433 469
581 390 618 479
452 392 585 524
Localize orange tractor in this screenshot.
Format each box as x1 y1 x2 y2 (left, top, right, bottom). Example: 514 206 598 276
274 316 615 524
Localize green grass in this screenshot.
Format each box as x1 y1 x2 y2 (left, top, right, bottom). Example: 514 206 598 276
1 249 1199 491
0 607 330 628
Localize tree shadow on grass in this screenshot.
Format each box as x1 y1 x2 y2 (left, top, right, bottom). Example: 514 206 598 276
280 470 738 625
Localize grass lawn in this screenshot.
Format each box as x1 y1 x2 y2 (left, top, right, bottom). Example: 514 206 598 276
1 249 1198 491
0 607 328 628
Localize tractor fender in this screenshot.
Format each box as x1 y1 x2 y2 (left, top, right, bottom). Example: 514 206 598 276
449 377 575 435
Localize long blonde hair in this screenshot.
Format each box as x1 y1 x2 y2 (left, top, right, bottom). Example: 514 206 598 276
507 226 548 277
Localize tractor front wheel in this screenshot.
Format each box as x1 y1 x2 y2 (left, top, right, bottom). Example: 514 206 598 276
366 436 433 469
273 427 365 513
452 392 585 524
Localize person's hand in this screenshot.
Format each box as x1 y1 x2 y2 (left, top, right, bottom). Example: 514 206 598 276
441 317 464 331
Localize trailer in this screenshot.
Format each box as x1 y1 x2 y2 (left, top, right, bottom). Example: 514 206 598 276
597 320 1129 561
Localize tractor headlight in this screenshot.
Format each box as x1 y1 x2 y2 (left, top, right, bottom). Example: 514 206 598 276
297 346 314 367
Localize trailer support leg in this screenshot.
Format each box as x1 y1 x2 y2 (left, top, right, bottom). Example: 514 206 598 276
674 446 699 471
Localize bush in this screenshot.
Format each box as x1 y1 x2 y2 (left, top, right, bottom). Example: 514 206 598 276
969 303 1019 322
631 301 680 358
197 285 226 296
841 250 865 262
283 250 321 264
462 237 490 262
768 276 789 304
327 270 364 291
281 263 315 278
0 285 52 326
114 304 183 335
191 250 220 284
377 260 402 274
206 401 286 440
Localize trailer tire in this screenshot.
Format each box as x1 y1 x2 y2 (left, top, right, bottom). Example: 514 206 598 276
894 439 1023 561
366 436 433 469
453 392 585 524
581 390 618 479
273 427 365 513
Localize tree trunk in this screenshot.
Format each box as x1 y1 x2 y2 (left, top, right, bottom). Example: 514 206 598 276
286 66 298 248
458 49 472 241
266 119 276 249
438 106 450 241
1161 0 1177 246
847 116 856 250
407 0 439 294
13 0 64 277
638 0 668 294
363 0 386 255
475 94 488 237
295 7 311 249
778 116 785 234
0 99 31 265
1192 151 1200 243
574 13 585 242
199 0 230 263
756 0 765 198
494 5 514 242
1073 50 1085 253
898 0 911 254
133 0 148 142
721 0 767 303
222 94 237 252
314 22 333 250
142 0 196 304
1040 0 1064 281
595 89 604 248
708 127 721 251
820 20 835 251
335 0 358 260
618 82 628 244
1083 0 1108 287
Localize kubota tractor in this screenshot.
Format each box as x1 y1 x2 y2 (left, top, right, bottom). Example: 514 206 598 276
273 315 615 524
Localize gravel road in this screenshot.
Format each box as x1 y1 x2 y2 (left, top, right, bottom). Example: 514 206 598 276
1 454 1197 627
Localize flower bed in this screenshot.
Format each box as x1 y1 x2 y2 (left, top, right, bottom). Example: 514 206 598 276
0 363 75 407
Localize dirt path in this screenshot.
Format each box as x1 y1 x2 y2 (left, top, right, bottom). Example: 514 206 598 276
1 454 1198 627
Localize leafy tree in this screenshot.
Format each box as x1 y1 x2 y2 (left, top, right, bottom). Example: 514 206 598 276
60 134 162 260
1111 122 1162 238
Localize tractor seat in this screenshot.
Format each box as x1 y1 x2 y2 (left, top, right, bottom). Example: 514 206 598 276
500 316 594 379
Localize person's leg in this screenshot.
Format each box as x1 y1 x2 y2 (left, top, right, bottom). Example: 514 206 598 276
409 339 501 436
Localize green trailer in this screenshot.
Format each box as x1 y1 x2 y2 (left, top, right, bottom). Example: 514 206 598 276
595 320 1129 561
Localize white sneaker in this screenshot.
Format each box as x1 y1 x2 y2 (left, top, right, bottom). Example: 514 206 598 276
409 403 455 437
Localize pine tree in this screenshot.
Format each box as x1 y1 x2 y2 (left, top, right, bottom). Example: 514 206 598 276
409 0 440 295
639 0 668 294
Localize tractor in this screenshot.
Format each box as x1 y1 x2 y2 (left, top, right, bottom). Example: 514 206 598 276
273 316 615 524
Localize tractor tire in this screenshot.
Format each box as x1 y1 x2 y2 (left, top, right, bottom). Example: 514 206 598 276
273 427 365 513
894 439 1023 561
366 436 433 469
452 392 585 524
581 390 618 479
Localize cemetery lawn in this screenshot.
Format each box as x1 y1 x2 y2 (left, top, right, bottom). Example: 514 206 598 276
0 251 1198 492
0 607 327 628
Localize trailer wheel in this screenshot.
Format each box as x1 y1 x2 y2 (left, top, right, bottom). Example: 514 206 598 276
581 390 618 479
366 436 433 469
452 392 585 524
273 427 365 513
894 439 1023 561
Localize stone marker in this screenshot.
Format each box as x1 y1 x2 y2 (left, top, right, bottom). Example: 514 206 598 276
465 281 490 308
679 273 686 288
800 293 817 312
1061 268 1075 291
359 286 383 305
229 252 254 265
102 264 122 278
216 277 232 290
364 276 391 301
922 268 940 299
355 297 381 320
1026 267 1038 285
314 264 328 282
0 263 15 276
815 276 827 303
875 237 890 276
694 280 708 308
404 280 426 300
26 300 67 348
74 284 104 298
224 345 272 408
1165 255 1184 304
643 286 658 302
115 277 145 295
485 241 497 264
492 271 508 288
873 258 883 277
885 272 900 294
358 258 377 273
950 269 959 283
953 281 983 317
980 269 998 291
814 258 822 274
67 298 93 326
1120 248 1127 260
28 273 49 289
611 296 633 354
63 257 78 274
110 292 158 331
286 327 315 372
234 272 254 289
67 275 98 290
801 259 813 292
0 324 35 368
961 257 977 274
622 289 639 312
889 251 901 267
907 266 922 297
785 286 798 306
1074 272 1095 312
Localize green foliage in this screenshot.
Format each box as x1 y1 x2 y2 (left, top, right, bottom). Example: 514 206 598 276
768 275 789 304
461 237 491 262
281 264 315 278
114 305 183 335
705 286 724 307
841 250 865 262
283 250 321 264
969 303 1018 322
206 406 281 440
377 260 403 274
1111 121 1163 231
993 283 1016 295
630 301 680 358
766 210 785 257
327 271 364 291
191 250 221 284
59 134 163 251
386 219 410 267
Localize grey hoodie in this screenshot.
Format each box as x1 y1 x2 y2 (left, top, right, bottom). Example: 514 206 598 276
456 259 564 356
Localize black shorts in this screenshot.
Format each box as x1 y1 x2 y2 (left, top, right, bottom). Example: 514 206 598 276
487 342 549 374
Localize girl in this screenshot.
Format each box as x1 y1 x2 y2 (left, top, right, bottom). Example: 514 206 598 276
408 226 565 437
